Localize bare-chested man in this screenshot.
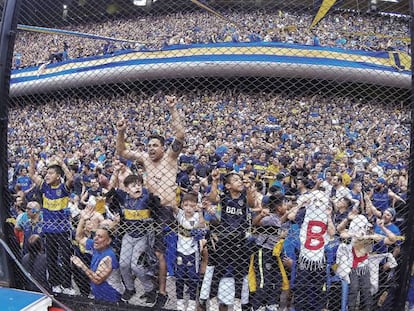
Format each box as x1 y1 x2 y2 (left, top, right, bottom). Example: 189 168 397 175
116 95 184 310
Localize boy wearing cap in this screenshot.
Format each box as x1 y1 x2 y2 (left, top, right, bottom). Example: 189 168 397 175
365 202 402 310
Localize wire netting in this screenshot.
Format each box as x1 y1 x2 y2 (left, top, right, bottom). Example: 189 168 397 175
2 0 413 310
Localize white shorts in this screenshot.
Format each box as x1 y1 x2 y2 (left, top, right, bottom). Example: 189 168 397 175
199 266 249 306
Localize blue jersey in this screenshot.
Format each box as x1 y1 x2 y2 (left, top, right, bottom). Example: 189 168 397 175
252 160 268 177
16 212 44 254
179 154 198 173
39 181 71 233
372 188 390 212
15 175 32 191
121 188 153 238
86 239 123 302
373 222 401 254
215 191 250 234
216 159 233 175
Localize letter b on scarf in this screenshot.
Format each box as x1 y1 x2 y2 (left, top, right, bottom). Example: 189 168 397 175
304 220 327 250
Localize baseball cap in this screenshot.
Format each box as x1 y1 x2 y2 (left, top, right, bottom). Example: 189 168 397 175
377 177 387 184
384 207 396 220
348 215 372 236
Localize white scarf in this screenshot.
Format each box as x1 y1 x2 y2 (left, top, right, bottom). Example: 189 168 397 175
299 190 330 270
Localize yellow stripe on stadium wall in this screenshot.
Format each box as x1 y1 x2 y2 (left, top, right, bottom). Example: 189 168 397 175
11 46 396 79
10 44 411 96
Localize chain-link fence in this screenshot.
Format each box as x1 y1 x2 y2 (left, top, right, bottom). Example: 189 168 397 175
1 0 413 310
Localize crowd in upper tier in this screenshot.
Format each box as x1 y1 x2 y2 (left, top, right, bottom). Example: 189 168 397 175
12 8 410 69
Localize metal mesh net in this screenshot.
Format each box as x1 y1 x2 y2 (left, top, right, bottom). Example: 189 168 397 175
2 0 412 310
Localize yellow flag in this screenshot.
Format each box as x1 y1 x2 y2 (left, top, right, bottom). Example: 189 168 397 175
310 0 337 29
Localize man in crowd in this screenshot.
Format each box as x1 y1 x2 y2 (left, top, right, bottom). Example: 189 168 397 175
116 95 185 310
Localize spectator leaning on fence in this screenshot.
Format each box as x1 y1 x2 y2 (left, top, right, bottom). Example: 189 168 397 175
250 193 290 311
71 223 125 303
71 202 103 298
337 215 397 311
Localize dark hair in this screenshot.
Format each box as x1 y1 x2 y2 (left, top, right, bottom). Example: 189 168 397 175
148 134 165 146
268 185 280 194
224 172 239 185
267 193 285 210
186 165 195 174
296 176 310 188
27 234 43 258
124 174 144 187
47 164 64 177
276 172 286 180
255 180 264 192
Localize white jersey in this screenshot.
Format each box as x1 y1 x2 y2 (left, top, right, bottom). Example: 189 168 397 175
176 209 201 255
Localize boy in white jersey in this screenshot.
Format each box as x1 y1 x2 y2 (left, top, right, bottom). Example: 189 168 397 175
172 192 206 311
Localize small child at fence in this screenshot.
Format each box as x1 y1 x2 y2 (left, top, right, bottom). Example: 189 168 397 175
171 192 206 311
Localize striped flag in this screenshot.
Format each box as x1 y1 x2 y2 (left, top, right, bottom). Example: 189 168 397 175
310 0 337 29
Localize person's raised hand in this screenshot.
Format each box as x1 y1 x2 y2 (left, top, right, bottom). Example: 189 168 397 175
165 95 177 110
116 119 127 132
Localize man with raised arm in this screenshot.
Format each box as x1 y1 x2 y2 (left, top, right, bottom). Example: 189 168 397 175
116 95 185 310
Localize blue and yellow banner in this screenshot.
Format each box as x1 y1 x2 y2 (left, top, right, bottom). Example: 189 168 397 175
310 0 337 29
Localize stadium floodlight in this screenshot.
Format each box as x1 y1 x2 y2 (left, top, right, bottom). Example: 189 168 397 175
133 0 157 6
133 0 146 5
62 4 68 20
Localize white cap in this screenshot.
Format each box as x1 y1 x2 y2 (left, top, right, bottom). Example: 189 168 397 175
348 215 372 236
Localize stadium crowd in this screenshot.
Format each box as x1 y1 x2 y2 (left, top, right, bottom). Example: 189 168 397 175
6 89 410 311
12 9 410 69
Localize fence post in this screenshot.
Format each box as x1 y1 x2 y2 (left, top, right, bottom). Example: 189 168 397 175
395 2 414 309
0 0 22 287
